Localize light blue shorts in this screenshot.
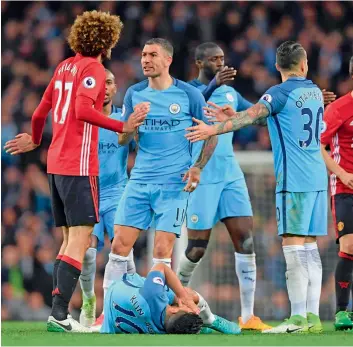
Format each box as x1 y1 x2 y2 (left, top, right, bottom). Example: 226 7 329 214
187 177 253 230
114 181 189 236
276 191 328 237
93 184 126 251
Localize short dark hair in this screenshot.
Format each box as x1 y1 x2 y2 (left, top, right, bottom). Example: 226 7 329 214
165 312 203 334
145 38 173 57
349 56 353 76
195 42 220 61
276 41 306 70
105 68 115 78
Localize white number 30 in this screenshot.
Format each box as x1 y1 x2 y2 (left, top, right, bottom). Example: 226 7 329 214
54 81 73 124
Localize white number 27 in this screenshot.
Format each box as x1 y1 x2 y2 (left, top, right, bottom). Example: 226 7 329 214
54 81 73 124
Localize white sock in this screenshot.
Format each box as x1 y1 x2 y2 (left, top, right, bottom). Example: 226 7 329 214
80 247 97 299
305 242 322 316
283 245 308 318
196 292 215 325
235 252 256 323
176 253 200 286
152 258 171 268
127 249 136 274
103 253 128 300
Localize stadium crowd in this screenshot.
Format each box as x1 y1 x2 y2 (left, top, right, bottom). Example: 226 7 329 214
2 1 353 321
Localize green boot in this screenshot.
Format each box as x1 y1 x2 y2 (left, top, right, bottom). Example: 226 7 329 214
334 311 353 331
307 313 323 333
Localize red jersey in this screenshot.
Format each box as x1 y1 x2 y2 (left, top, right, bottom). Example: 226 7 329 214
31 54 124 176
321 93 353 195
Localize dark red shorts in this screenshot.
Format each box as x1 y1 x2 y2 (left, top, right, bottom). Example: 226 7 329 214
331 193 353 243
48 174 99 227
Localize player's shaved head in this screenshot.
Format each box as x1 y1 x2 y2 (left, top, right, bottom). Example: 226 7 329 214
195 42 221 61
349 56 353 77
145 38 174 57
105 68 115 81
276 41 306 70
165 311 203 334
68 10 123 59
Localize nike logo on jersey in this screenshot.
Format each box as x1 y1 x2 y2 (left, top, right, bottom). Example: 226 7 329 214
286 327 301 333
242 270 255 274
54 321 72 331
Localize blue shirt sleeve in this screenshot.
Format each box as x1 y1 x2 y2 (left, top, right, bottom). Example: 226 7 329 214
121 87 134 121
258 85 287 116
235 91 253 111
201 77 218 102
139 271 169 331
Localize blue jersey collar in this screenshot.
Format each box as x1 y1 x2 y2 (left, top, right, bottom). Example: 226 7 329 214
145 77 177 92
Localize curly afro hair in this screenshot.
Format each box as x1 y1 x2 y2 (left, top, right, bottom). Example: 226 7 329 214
68 10 123 58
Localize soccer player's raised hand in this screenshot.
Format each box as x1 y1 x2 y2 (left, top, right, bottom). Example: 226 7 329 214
123 103 150 133
339 171 353 189
204 101 236 123
322 89 337 105
183 167 201 192
215 66 237 86
4 133 38 155
185 118 217 143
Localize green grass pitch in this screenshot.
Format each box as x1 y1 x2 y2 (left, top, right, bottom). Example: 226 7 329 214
2 322 352 346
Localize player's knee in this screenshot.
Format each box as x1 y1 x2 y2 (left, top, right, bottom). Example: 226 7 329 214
342 243 353 256
185 239 209 262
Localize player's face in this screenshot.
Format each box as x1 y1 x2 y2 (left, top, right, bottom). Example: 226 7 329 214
141 44 172 78
202 48 225 80
104 72 117 106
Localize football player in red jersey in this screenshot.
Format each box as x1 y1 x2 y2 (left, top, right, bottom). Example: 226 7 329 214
5 11 148 333
321 56 353 331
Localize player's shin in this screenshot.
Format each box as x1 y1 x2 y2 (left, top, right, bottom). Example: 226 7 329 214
80 247 97 299
103 253 128 299
52 255 82 321
283 245 309 318
304 243 322 316
235 252 256 323
127 249 136 274
335 252 353 312
196 292 215 325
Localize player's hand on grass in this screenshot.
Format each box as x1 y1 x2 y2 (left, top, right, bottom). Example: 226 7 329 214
183 167 201 192
4 133 38 155
322 89 336 105
338 171 353 189
185 118 217 143
216 66 237 86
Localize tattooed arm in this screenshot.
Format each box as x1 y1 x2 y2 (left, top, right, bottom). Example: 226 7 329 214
214 103 269 135
193 135 218 170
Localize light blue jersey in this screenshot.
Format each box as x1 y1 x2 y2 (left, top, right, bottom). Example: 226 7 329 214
99 105 129 201
259 77 328 193
121 78 209 184
189 79 253 183
101 271 175 334
93 105 131 250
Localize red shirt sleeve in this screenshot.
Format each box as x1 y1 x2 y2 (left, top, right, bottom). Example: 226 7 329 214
31 78 54 145
76 62 105 102
75 96 124 133
321 104 343 145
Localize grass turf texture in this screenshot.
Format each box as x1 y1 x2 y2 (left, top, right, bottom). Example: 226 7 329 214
2 322 352 346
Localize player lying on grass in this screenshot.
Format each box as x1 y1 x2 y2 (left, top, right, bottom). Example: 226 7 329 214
185 41 329 334
100 262 241 334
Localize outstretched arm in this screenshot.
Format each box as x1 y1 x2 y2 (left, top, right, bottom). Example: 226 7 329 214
185 103 269 142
